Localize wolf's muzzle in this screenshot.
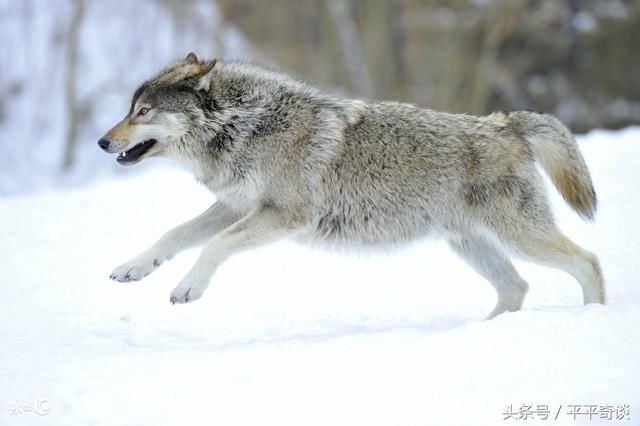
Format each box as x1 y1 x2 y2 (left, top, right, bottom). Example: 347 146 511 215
98 138 111 152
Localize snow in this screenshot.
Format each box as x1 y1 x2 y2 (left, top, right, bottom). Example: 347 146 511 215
2 127 640 425
572 11 598 34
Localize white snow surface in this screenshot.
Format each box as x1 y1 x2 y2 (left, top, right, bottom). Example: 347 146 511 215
1 127 640 425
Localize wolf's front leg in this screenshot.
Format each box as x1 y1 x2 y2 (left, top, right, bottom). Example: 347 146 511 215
110 202 239 282
170 205 303 304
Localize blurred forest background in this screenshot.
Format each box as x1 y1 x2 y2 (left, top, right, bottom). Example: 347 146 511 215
1 0 639 194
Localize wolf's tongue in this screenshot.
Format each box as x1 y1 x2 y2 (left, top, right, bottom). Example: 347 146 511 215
116 139 157 165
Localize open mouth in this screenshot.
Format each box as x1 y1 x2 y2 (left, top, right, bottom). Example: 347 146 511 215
116 139 157 165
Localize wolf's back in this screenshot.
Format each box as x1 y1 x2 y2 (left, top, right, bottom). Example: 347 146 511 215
509 111 597 220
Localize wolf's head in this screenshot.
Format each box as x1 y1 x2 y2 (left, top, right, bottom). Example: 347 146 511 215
98 53 218 166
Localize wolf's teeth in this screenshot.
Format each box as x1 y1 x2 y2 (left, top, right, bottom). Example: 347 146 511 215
121 151 126 157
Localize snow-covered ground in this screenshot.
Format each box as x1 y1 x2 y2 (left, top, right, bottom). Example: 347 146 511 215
1 127 639 425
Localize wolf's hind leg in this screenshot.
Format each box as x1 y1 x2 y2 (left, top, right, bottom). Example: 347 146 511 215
110 202 240 282
505 230 605 305
448 235 529 319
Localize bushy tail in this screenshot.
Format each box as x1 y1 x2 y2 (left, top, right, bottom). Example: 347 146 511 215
509 111 597 220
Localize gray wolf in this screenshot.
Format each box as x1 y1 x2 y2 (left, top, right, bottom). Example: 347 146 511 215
98 53 604 318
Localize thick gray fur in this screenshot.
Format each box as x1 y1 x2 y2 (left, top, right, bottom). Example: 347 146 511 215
101 54 604 317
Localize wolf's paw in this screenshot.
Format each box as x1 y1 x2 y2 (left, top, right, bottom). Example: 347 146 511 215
110 255 162 282
169 277 208 304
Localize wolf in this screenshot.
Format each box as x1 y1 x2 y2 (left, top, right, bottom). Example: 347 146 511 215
98 52 604 318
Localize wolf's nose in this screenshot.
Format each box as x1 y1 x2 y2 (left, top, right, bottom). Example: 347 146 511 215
98 138 111 151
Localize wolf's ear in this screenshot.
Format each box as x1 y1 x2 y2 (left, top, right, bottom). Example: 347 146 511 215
192 59 217 93
185 52 199 64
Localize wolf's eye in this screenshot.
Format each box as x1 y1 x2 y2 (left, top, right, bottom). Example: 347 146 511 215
139 107 150 116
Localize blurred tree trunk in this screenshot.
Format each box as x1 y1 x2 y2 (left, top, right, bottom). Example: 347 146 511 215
461 2 525 114
359 1 402 100
326 0 373 97
62 0 84 170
